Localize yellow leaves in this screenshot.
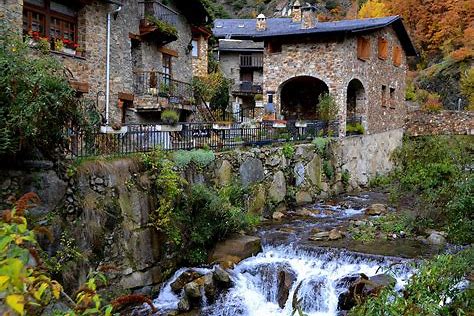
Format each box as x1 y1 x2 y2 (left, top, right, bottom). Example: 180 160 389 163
6 294 25 315
51 280 62 299
0 275 10 291
358 0 388 18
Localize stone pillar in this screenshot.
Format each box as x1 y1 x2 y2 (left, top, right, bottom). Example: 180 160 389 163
291 0 301 23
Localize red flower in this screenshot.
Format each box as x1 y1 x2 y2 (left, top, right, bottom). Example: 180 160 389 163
73 43 79 49
63 39 70 44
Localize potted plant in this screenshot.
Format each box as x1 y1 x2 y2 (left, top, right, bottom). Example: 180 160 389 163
161 109 179 125
255 94 264 108
75 46 85 57
37 37 50 52
212 121 233 130
159 82 170 98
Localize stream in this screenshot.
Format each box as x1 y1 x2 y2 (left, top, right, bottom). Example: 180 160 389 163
142 192 438 316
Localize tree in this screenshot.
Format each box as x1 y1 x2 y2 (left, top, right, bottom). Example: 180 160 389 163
358 0 388 18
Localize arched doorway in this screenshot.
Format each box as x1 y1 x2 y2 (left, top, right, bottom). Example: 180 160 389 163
346 79 366 133
280 76 329 120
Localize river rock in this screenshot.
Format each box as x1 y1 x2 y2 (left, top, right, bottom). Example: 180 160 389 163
213 265 232 288
306 155 322 187
277 268 297 309
365 204 387 215
295 207 313 217
294 162 305 187
295 191 312 205
177 296 191 312
309 231 330 241
426 232 447 246
328 229 344 240
269 171 287 203
239 158 264 186
365 274 396 294
248 184 266 215
171 270 203 293
272 211 286 220
184 281 201 299
209 235 262 266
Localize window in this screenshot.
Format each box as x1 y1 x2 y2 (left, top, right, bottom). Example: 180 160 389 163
357 37 371 61
378 37 388 60
381 85 387 107
191 39 199 57
393 45 402 67
267 41 282 53
23 0 78 43
389 87 395 108
162 53 172 83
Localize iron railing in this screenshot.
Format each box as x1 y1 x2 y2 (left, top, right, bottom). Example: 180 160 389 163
69 120 339 157
139 0 178 27
233 81 263 94
240 54 263 68
133 70 193 103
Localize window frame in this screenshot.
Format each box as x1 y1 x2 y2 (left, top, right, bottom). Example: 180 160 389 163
162 53 173 83
377 37 388 60
393 45 402 67
23 0 78 44
381 85 387 107
267 41 282 54
357 36 371 61
191 38 199 58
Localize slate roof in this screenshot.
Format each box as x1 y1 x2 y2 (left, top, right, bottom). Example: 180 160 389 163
213 16 417 56
218 39 264 52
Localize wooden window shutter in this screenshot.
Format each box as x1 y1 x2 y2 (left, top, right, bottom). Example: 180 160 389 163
378 37 388 60
393 45 402 66
357 37 370 61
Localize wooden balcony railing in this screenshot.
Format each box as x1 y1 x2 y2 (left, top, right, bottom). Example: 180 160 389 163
240 54 263 68
133 70 193 103
139 0 178 27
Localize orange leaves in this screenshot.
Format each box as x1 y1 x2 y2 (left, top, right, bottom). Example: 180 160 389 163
14 192 40 216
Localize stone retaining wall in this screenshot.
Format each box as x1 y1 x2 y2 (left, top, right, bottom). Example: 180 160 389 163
406 110 474 136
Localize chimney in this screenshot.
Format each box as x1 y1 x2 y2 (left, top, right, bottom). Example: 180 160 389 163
301 5 317 29
291 0 301 22
256 13 267 31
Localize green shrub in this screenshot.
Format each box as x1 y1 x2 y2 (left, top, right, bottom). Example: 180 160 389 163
405 81 416 101
160 109 179 125
145 14 178 37
318 93 338 122
368 174 391 188
323 160 334 180
350 248 474 316
346 122 365 134
173 149 215 169
282 143 295 159
341 169 350 186
312 137 330 157
446 175 473 244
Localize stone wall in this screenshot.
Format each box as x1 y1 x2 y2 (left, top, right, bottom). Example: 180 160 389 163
405 110 474 136
192 34 209 77
0 129 403 294
263 27 408 136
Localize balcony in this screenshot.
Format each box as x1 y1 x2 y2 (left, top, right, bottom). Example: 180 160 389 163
138 1 178 45
232 81 263 95
240 54 263 68
133 70 194 111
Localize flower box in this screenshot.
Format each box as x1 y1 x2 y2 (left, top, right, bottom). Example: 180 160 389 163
272 120 287 128
213 122 233 130
62 47 76 55
295 121 307 128
154 124 182 132
100 125 128 134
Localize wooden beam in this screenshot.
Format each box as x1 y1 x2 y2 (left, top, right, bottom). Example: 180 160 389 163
158 47 179 57
118 92 134 101
69 80 89 93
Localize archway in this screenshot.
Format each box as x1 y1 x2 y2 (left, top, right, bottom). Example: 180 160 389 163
280 76 329 120
346 79 366 133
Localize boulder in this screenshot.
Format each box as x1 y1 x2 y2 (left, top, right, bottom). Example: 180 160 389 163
269 171 287 204
427 232 447 246
306 155 322 187
177 296 191 312
216 160 233 186
309 231 330 241
294 163 305 187
213 265 232 288
365 204 387 216
183 281 201 299
171 270 203 293
277 268 297 309
365 274 396 294
239 158 264 186
248 184 266 215
209 235 262 266
328 229 344 240
295 208 314 217
272 211 286 220
295 191 312 206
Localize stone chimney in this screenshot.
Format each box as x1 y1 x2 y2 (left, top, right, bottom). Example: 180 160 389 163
301 5 317 29
256 13 267 31
291 0 301 23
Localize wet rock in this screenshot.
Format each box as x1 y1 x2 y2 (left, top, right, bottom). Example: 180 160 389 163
209 235 262 266
184 281 201 299
294 162 305 187
309 231 330 241
426 232 447 246
365 204 387 215
295 208 313 217
239 158 264 186
306 155 322 187
277 268 297 309
170 270 203 293
328 229 344 240
213 265 232 288
272 211 286 220
365 274 396 294
295 191 312 205
177 296 191 312
201 273 216 301
248 184 266 215
269 171 287 203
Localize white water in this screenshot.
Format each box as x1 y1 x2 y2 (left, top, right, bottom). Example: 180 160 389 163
203 245 412 316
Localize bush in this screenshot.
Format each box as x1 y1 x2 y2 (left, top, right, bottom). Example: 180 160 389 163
312 137 330 157
346 122 365 134
0 25 87 159
173 149 215 169
460 66 474 110
160 109 179 125
318 93 338 122
282 143 295 159
422 92 443 112
405 81 416 101
323 160 334 180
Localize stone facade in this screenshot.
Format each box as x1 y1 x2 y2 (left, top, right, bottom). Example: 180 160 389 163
406 110 474 136
3 0 208 125
192 32 209 77
263 26 408 136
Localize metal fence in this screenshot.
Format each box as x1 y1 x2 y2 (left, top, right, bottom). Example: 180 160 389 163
69 121 339 158
138 0 178 27
133 70 193 103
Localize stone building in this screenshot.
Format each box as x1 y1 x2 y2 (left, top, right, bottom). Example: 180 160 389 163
1 0 210 126
213 5 417 135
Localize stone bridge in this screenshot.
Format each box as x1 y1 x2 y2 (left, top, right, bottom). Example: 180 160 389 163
405 110 474 136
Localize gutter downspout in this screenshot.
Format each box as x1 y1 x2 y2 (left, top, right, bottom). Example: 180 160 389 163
105 3 122 126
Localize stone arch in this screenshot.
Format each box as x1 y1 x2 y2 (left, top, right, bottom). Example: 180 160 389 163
346 78 366 131
278 76 330 120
